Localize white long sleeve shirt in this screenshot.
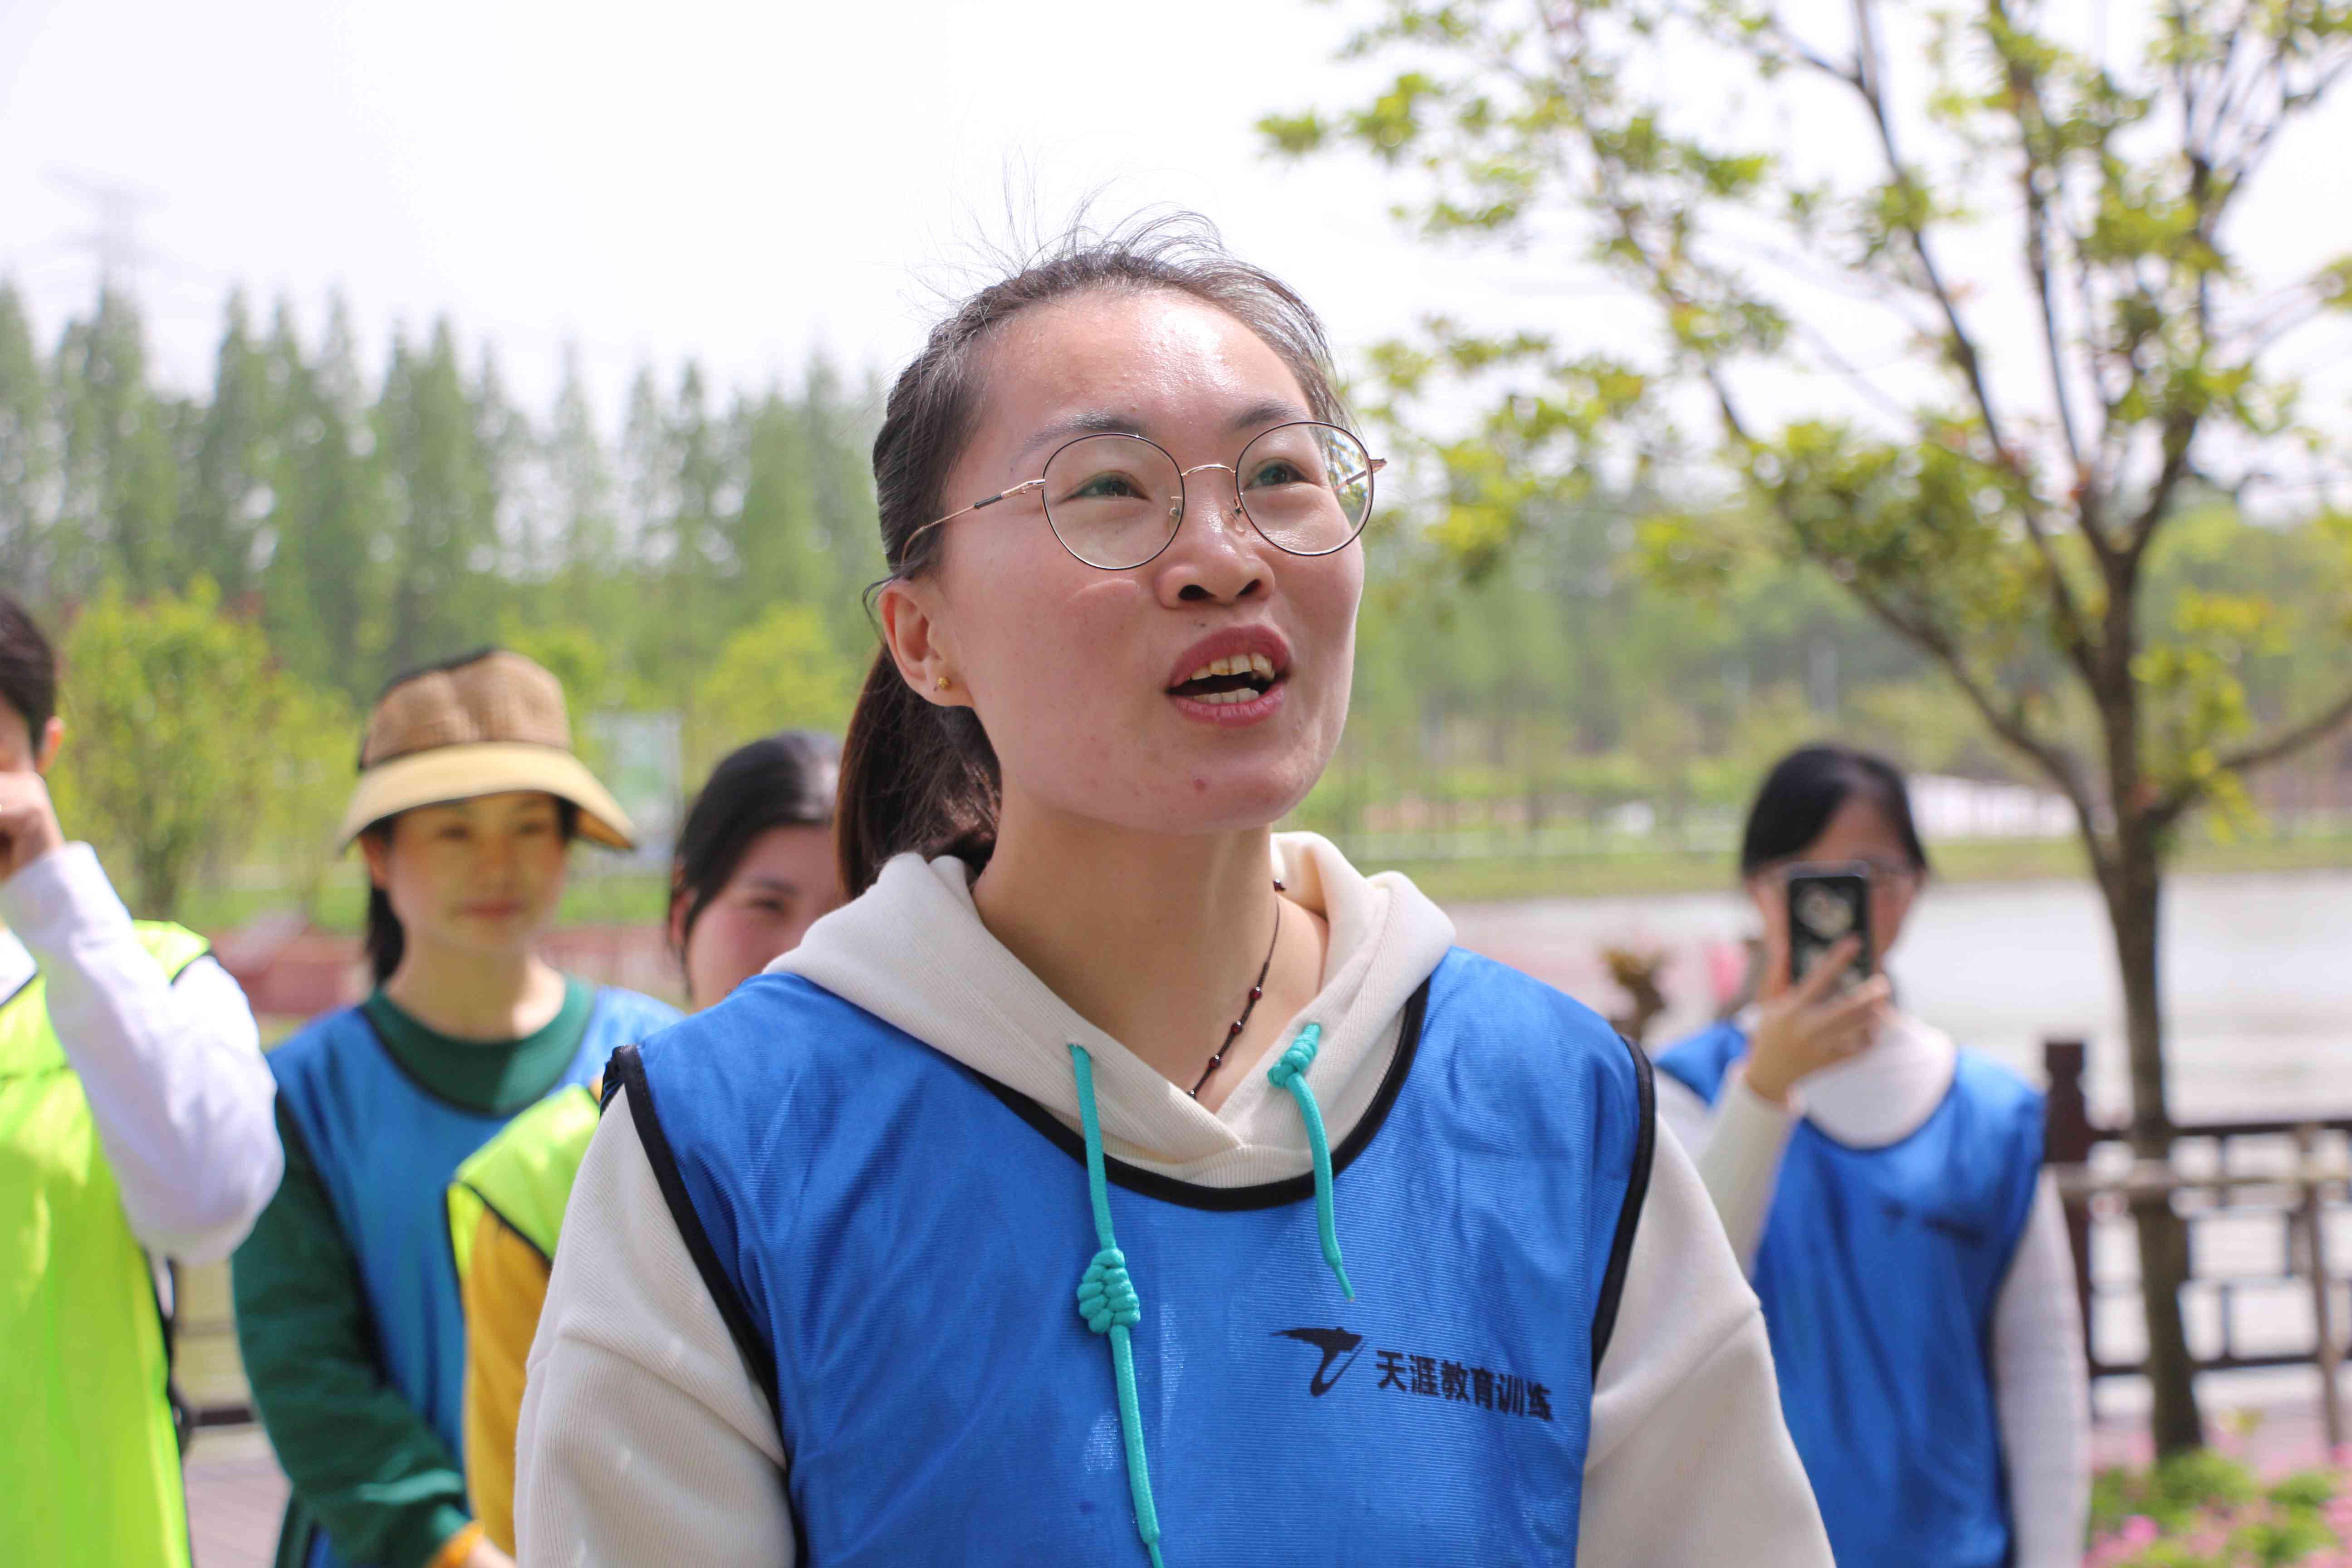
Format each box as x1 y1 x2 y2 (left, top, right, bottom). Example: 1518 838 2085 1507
0 842 280 1265
1655 1010 2092 1568
516 835 1833 1565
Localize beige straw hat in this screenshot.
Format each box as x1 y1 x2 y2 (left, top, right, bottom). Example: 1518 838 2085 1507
334 648 636 851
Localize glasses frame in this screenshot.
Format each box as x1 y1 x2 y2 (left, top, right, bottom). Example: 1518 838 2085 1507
909 420 1386 571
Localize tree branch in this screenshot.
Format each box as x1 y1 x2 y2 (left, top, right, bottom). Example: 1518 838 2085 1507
2157 679 2352 825
1826 564 2103 833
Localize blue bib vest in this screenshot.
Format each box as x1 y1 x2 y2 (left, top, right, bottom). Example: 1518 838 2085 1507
266 985 680 1568
617 948 1654 1567
1654 1021 2044 1568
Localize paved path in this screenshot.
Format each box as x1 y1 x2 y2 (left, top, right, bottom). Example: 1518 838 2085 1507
186 1382 2348 1565
187 1429 287 1568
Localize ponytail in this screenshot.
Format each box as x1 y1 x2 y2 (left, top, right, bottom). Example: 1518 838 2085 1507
842 212 1343 896
364 880 404 986
836 648 999 897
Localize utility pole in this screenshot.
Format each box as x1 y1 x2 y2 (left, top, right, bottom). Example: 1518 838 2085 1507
45 166 162 294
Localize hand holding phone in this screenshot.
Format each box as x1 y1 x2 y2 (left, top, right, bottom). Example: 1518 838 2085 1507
1744 862 1890 1105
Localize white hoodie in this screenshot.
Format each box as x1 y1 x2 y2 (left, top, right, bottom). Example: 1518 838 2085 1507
1656 1012 2091 1567
514 834 1832 1565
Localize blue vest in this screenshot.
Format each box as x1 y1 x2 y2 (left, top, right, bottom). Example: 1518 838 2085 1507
267 985 680 1568
616 948 1654 1567
1654 1022 2044 1568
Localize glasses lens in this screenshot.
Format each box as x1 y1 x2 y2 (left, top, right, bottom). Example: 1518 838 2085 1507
1235 423 1374 555
1041 435 1182 568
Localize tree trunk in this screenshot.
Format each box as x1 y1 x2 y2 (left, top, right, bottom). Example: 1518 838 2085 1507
2106 818 2204 1454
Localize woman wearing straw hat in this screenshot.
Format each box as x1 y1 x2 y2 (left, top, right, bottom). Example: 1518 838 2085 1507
233 649 681 1568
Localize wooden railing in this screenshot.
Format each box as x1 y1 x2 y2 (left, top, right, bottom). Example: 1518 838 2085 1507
2044 1039 2352 1444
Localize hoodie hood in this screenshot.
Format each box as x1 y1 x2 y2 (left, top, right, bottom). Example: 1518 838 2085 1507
768 831 1455 1189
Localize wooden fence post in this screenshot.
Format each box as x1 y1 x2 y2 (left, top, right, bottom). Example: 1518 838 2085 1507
2046 1039 2098 1369
2295 1123 2344 1450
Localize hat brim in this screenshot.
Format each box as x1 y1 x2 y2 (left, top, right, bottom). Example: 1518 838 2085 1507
335 743 637 852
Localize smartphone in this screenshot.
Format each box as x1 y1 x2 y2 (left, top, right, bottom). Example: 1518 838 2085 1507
1785 862 1873 992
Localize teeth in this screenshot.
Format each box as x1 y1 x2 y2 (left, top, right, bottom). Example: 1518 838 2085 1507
1180 652 1280 686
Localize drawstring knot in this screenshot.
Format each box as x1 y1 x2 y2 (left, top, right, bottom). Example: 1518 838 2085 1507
1268 1023 1354 1301
1266 1034 1319 1088
1068 1045 1167 1568
1078 1248 1142 1334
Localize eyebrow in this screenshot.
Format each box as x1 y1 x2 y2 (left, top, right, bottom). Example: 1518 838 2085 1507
740 876 802 897
1010 397 1317 469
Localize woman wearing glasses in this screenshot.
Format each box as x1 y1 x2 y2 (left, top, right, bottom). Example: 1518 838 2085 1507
1653 745 2089 1568
516 220 1830 1566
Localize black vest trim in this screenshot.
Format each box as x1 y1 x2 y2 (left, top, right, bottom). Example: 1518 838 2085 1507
608 1043 781 1416
1588 1035 1656 1372
972 977 1431 1214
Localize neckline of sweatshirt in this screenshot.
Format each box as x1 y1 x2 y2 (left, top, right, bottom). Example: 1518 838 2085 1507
768 831 1457 1190
1730 1002 1961 1147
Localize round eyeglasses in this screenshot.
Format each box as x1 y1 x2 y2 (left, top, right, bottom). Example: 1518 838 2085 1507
911 421 1384 571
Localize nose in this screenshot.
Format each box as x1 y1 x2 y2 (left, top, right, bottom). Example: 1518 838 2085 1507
1156 464 1268 606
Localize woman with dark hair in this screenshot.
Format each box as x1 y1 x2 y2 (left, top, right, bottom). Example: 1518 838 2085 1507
0 593 278 1568
1653 743 2089 1568
452 730 841 1555
233 649 680 1568
516 220 1831 1567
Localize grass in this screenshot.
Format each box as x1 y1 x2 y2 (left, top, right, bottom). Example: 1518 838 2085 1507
175 865 678 938
167 828 2352 935
1379 828 2352 906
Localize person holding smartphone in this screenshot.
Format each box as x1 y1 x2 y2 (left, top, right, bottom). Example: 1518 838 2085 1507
0 593 280 1568
1654 743 2089 1568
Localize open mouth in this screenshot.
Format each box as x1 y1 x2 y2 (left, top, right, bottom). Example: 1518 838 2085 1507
1168 652 1282 707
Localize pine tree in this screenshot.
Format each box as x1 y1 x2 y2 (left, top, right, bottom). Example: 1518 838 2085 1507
185 290 275 604
260 295 381 698
0 281 54 599
376 319 497 675
541 343 624 638
52 289 180 598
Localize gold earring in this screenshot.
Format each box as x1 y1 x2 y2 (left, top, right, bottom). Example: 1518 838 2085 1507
934 674 953 692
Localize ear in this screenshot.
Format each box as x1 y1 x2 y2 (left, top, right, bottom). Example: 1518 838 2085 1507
359 829 393 892
667 883 692 958
32 716 62 777
874 578 965 709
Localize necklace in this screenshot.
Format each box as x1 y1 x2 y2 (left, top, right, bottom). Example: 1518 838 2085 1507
1190 878 1285 1100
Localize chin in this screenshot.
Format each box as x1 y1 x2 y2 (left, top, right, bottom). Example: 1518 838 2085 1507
1137 757 1324 837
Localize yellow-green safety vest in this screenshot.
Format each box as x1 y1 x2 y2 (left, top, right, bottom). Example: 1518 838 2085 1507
446 1083 600 1281
0 921 214 1568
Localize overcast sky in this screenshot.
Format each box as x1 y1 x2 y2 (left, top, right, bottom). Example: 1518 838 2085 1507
4 0 2345 471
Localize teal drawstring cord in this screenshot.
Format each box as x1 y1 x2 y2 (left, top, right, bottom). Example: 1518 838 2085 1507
1068 1044 1167 1568
1266 1024 1354 1300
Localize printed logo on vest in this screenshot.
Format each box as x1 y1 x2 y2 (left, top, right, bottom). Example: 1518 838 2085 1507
1275 1326 1555 1421
1274 1327 1366 1396
1879 1197 1989 1247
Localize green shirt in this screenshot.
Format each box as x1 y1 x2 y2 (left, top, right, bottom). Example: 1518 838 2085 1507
233 980 596 1568
362 980 596 1117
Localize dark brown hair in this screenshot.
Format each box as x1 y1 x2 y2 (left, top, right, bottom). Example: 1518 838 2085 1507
1739 744 1931 878
0 593 58 746
837 214 1347 895
671 730 840 969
